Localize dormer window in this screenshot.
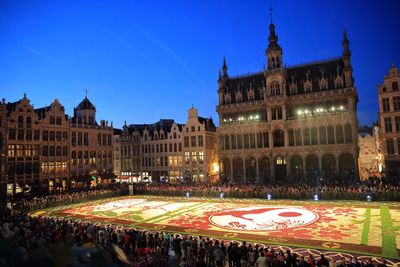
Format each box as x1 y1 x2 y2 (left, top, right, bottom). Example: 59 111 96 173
235 90 242 102
247 87 254 101
320 78 328 90
224 93 231 104
304 80 312 93
289 77 297 95
393 81 398 91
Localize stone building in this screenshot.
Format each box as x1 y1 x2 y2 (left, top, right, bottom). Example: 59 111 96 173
1 95 41 194
35 99 70 192
377 64 400 182
114 108 217 183
216 21 359 184
0 94 114 195
358 126 381 180
69 97 114 186
182 107 218 182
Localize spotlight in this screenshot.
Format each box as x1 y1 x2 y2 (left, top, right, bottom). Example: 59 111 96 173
340 106 344 110
297 110 303 115
186 192 190 198
366 195 372 202
267 194 272 200
219 192 224 199
313 194 319 201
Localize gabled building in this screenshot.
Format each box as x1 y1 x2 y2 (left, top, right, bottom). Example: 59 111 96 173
216 20 359 184
377 64 400 182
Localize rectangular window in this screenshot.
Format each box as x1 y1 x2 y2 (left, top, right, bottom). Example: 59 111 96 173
56 131 62 141
387 138 394 154
18 129 24 140
9 129 16 140
198 151 204 164
49 131 55 141
72 132 76 146
7 145 15 157
395 116 400 132
191 136 196 147
62 146 68 157
84 133 89 145
49 146 55 156
185 152 190 164
384 117 392 133
393 96 400 111
98 133 101 146
63 131 68 141
288 130 294 146
34 130 40 140
295 129 302 146
42 146 48 157
191 151 197 163
78 132 82 145
198 135 203 146
178 143 182 152
56 146 61 156
184 136 189 147
26 130 32 140
382 97 390 112
43 130 48 141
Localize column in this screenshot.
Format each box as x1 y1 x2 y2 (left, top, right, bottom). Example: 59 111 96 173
269 132 274 148
303 156 307 177
354 154 359 180
282 105 287 120
284 130 289 147
286 159 290 181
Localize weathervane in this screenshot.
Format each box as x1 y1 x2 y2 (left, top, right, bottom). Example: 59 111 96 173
269 5 273 23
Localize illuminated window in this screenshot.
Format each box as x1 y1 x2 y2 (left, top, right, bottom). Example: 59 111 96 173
276 156 286 165
199 151 204 164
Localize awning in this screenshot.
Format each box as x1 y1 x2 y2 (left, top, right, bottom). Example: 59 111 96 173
118 175 130 180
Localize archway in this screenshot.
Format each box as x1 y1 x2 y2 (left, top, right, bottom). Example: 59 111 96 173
290 155 303 180
245 157 257 182
232 158 244 181
274 156 287 183
305 154 319 181
322 154 336 183
258 157 270 183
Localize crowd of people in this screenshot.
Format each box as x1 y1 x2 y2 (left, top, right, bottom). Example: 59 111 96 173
0 179 398 266
12 183 128 211
133 180 400 201
0 207 391 267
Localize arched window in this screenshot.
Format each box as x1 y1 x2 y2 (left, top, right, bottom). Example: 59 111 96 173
273 130 284 147
271 81 280 95
18 115 24 128
392 81 399 91
276 156 286 165
26 116 32 128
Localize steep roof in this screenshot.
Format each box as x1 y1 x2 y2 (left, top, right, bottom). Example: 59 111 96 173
76 97 96 111
198 116 217 132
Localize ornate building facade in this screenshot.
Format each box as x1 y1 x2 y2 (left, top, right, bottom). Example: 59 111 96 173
217 21 359 184
358 126 382 180
378 64 400 182
0 94 114 195
115 107 218 182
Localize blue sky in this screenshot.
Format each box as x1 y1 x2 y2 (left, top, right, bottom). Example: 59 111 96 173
0 0 399 128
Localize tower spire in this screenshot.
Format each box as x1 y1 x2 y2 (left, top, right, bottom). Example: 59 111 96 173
269 6 273 24
221 56 228 80
342 28 349 52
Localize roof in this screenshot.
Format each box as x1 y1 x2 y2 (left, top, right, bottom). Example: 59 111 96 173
222 57 345 103
198 116 217 132
76 97 96 111
34 106 51 120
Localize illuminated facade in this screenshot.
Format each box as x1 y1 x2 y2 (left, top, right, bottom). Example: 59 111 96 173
0 94 114 194
358 126 381 180
182 107 218 182
69 97 114 186
377 64 400 182
115 108 217 183
217 21 359 183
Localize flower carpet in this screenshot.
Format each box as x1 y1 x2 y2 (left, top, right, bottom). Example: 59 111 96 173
30 196 400 260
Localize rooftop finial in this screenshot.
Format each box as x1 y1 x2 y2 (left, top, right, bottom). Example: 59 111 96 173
269 5 273 24
85 88 88 98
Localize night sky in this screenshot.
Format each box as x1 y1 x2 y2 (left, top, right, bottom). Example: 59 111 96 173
0 0 399 128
